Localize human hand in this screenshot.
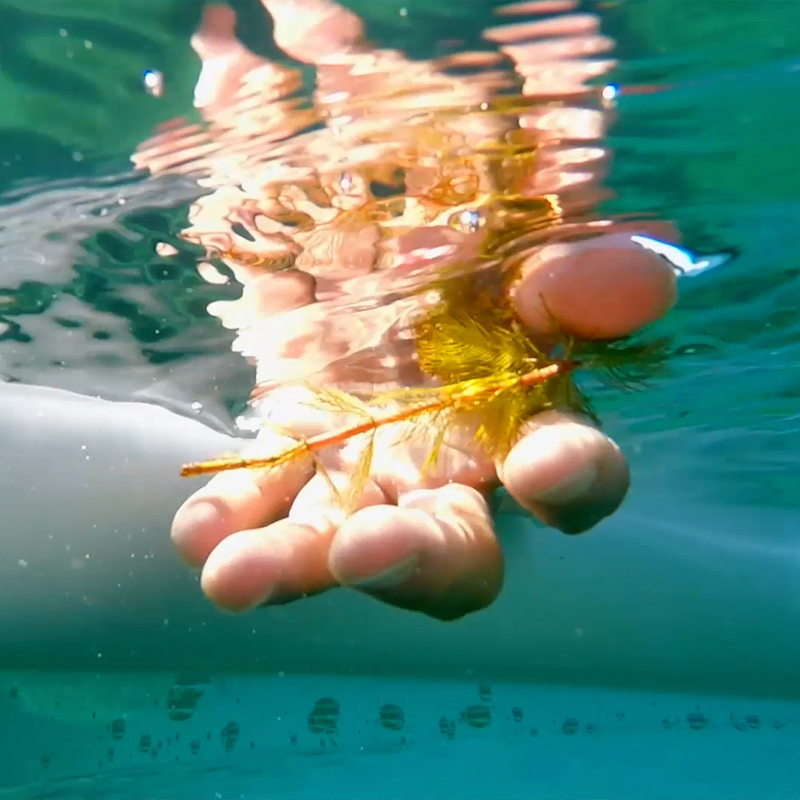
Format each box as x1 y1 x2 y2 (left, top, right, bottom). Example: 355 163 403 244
152 0 677 621
172 233 676 620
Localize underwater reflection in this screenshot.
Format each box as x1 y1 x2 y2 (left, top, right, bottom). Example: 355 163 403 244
133 0 671 400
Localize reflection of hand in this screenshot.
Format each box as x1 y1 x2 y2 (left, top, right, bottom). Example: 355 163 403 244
173 235 676 619
158 0 678 620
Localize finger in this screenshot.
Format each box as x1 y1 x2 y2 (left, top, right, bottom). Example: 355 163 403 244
191 3 267 115
199 469 387 610
261 0 364 65
498 410 629 535
511 231 677 339
369 419 499 503
200 519 335 611
171 432 313 569
287 468 388 537
328 484 504 621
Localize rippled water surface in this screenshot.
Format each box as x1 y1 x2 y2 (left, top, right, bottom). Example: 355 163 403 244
2 1 800 797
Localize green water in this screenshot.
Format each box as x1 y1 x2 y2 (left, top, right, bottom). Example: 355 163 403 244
1 1 799 797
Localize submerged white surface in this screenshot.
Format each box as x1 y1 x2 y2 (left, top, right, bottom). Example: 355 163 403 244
0 382 797 699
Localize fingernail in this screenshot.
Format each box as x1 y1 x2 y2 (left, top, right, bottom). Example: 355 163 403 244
536 503 609 536
532 460 598 505
438 485 490 518
346 554 420 590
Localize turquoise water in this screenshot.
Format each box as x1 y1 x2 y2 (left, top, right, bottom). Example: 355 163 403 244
1 1 800 797
4 675 800 799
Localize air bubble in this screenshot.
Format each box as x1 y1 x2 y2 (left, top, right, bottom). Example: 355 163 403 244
143 69 164 98
601 84 618 103
338 173 353 192
458 209 481 233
